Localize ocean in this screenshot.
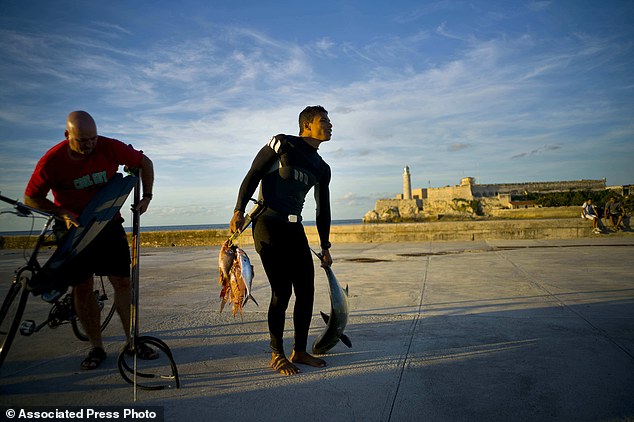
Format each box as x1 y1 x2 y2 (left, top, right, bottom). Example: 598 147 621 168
0 219 362 236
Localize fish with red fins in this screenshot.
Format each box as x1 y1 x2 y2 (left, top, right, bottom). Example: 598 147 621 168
218 240 259 317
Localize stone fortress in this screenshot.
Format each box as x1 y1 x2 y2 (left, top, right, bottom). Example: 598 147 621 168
362 166 613 223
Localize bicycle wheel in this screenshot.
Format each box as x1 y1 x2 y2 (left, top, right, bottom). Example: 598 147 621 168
0 274 30 368
71 276 117 341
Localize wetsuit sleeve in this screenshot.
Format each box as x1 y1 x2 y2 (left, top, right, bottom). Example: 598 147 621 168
234 137 284 212
315 163 332 249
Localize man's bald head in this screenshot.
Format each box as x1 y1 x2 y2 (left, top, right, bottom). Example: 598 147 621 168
65 111 98 157
66 110 97 134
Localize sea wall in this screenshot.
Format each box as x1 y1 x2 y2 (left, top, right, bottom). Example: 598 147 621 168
318 218 608 244
2 217 631 249
489 206 579 219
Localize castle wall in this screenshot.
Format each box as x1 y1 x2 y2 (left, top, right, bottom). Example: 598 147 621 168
427 184 474 202
471 179 606 197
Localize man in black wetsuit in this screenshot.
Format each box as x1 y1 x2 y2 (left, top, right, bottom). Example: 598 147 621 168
230 105 333 376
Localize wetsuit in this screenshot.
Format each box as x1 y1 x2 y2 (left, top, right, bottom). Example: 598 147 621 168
235 134 331 354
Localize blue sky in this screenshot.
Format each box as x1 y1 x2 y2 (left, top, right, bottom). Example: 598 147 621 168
1 0 633 231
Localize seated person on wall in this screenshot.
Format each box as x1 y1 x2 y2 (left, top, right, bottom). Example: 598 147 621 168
604 197 625 231
581 199 602 234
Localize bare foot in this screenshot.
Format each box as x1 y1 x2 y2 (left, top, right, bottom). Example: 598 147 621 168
270 353 300 376
290 350 326 368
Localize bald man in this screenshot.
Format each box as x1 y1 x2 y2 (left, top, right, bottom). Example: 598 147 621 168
25 111 157 370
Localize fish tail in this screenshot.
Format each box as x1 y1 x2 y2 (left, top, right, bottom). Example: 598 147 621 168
242 294 259 307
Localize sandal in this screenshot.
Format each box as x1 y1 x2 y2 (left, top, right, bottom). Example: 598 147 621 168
125 343 159 360
80 347 107 370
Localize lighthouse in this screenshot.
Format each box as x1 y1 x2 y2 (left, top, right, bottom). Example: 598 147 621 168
403 166 412 200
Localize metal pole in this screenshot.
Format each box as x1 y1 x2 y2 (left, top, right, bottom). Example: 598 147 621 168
130 170 141 401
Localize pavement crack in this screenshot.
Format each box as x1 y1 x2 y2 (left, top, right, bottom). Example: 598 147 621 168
384 254 430 421
498 251 634 362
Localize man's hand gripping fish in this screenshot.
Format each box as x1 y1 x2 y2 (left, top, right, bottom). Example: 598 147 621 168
218 239 259 317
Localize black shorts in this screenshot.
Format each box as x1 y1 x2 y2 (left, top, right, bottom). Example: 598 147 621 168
55 218 131 285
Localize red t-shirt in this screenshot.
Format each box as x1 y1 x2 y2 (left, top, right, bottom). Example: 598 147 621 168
25 136 144 217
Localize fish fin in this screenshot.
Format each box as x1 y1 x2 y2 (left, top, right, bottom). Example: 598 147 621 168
320 311 330 324
345 284 349 296
219 298 227 313
340 334 352 348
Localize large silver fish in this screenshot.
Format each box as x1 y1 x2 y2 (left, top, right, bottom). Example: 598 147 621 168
311 261 352 355
236 248 258 308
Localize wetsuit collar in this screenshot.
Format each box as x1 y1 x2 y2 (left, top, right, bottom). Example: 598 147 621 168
301 136 322 150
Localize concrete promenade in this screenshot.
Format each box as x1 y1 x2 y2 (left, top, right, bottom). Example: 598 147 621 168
0 236 633 421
